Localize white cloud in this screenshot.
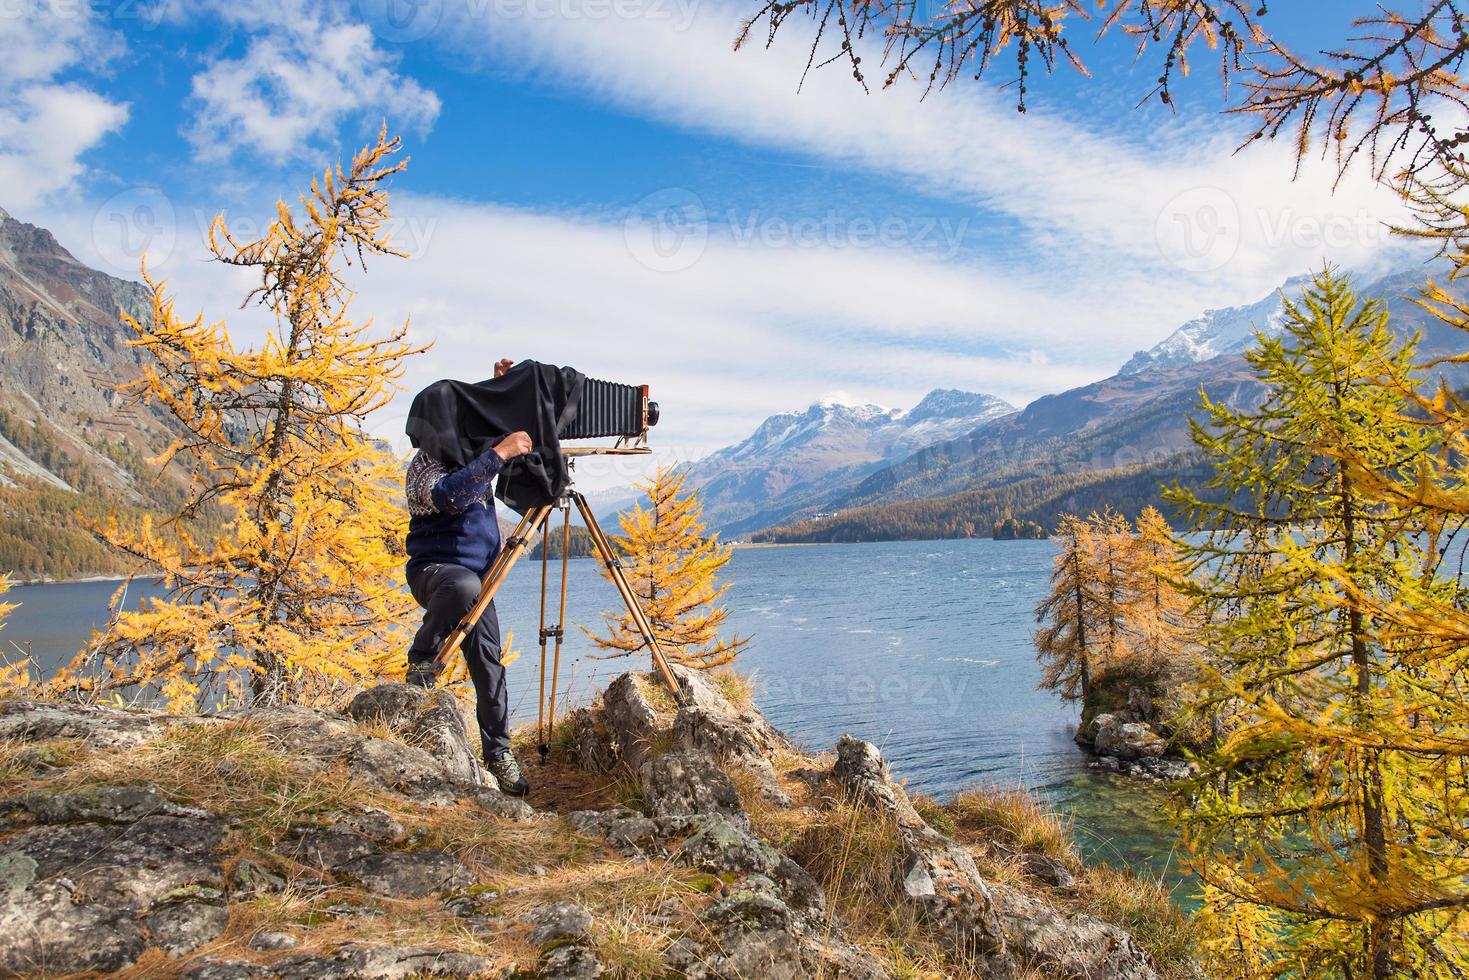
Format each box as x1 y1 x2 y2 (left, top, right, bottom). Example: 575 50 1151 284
184 1 441 163
0 1 128 209
432 3 1418 302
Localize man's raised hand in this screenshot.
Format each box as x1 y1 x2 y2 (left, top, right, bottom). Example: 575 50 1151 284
494 358 514 378
494 431 533 461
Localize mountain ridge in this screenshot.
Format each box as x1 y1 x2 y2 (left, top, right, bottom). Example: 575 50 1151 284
682 387 1016 534
743 264 1469 541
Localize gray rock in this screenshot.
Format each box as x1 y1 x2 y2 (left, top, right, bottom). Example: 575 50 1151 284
527 899 595 947
604 814 660 855
566 807 639 837
0 699 167 749
336 806 406 844
272 943 493 979
241 705 471 806
991 882 1159 979
144 900 229 956
339 849 476 898
1 813 225 910
572 672 665 775
0 878 146 974
830 736 1015 976
249 930 301 950
467 784 538 821
1091 755 1123 773
1088 714 1167 760
542 943 605 979
281 824 379 870
22 784 209 824
230 859 286 896
1018 852 1075 889
346 683 488 789
678 815 824 915
181 958 272 980
640 749 746 826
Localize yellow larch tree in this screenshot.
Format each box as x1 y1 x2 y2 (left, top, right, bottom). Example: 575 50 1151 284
1033 513 1098 705
1088 508 1136 674
1169 269 1469 977
1124 506 1193 674
0 573 24 693
589 467 747 670
56 128 425 709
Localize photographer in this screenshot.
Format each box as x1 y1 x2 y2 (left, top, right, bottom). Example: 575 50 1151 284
403 357 532 797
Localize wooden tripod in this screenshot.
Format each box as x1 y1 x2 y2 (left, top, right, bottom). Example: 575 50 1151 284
433 487 682 750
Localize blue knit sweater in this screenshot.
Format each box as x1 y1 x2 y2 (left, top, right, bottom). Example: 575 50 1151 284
404 449 505 580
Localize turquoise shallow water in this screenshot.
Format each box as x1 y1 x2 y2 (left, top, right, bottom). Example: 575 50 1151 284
7 539 1190 896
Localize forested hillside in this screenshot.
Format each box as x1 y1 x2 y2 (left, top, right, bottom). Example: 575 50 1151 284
0 206 199 580
752 454 1214 543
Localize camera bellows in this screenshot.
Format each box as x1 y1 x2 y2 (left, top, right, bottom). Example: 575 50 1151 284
562 379 658 440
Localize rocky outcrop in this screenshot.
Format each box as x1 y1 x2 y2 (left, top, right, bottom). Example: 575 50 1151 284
238 703 533 819
829 735 1161 979
0 672 1175 979
572 665 791 805
0 691 532 975
0 804 228 972
1077 695 1195 783
831 736 1016 975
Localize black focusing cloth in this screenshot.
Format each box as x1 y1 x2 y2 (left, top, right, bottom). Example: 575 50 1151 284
405 361 585 513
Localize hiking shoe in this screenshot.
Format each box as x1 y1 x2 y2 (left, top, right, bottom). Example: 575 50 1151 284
405 660 441 689
489 752 530 797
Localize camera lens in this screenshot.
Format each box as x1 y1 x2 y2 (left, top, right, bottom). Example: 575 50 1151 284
647 401 660 427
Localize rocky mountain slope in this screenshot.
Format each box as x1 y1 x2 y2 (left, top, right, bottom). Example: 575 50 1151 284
684 389 1015 535
755 265 1469 541
0 205 193 579
0 669 1192 978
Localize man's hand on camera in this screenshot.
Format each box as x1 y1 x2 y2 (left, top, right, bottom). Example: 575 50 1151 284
494 358 514 378
494 431 533 461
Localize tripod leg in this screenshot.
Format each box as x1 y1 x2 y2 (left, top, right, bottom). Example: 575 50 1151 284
546 503 571 744
435 504 553 669
571 491 680 696
537 508 551 758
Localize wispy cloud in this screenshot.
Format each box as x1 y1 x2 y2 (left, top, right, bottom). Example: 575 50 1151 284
425 2 1417 296
183 0 441 163
0 1 128 209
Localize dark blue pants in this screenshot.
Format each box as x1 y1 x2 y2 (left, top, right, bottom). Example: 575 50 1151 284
407 562 510 760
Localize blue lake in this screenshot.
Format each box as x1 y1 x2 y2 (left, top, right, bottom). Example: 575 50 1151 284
5 539 1186 893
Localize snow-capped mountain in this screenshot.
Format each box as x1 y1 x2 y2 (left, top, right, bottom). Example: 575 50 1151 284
1118 274 1313 376
684 389 1015 533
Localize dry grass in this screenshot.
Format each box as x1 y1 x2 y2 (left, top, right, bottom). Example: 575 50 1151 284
946 785 1079 867
1071 865 1198 979
708 669 755 710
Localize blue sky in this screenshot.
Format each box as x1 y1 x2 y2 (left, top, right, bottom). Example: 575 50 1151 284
2 0 1424 489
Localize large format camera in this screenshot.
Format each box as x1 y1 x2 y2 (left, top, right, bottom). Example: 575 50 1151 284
563 379 660 442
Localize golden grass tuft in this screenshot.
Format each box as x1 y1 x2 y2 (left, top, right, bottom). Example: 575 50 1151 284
946 785 1078 866
1072 865 1197 979
35 720 370 846
708 669 755 710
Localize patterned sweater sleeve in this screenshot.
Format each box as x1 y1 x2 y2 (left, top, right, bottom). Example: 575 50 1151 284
405 449 504 516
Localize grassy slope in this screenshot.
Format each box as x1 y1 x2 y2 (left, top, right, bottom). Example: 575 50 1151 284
0 675 1195 979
